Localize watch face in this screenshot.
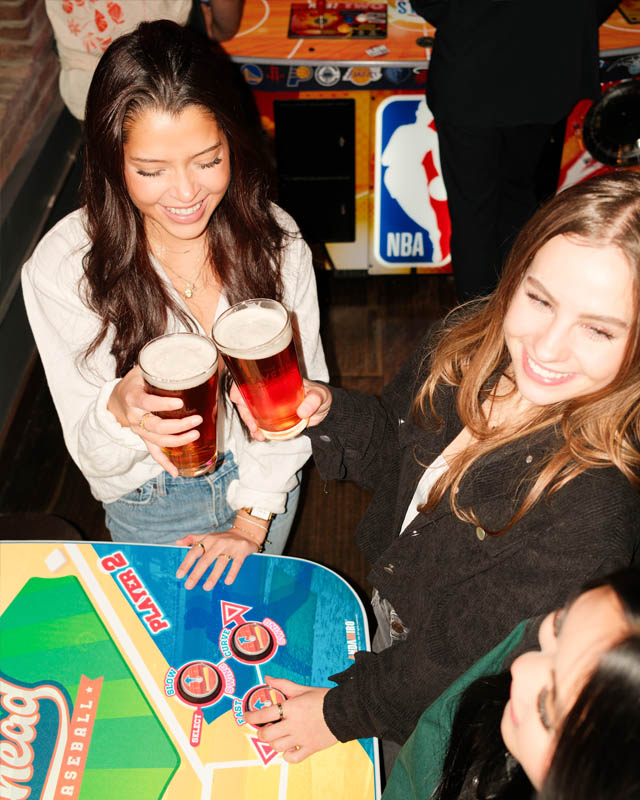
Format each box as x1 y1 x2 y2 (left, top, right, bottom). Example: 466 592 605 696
583 81 640 167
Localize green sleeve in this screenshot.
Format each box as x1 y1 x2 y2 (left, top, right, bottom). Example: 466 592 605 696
382 619 528 800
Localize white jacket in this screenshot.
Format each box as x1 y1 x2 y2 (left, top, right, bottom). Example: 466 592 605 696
22 206 328 509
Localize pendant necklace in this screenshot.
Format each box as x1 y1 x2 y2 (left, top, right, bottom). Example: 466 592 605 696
181 271 202 300
155 246 206 300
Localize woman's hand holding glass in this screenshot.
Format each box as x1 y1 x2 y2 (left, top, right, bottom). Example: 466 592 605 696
107 365 202 477
230 378 333 441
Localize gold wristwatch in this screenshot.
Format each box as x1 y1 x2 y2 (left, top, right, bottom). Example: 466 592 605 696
242 507 275 523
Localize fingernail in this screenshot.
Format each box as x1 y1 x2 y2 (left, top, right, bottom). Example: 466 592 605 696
185 580 193 589
176 570 184 578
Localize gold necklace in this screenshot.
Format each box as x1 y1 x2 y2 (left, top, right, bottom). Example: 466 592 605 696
155 247 206 300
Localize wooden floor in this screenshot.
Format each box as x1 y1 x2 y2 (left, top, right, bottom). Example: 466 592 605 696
0 268 457 603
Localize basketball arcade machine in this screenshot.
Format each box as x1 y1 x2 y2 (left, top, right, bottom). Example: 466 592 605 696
223 1 640 275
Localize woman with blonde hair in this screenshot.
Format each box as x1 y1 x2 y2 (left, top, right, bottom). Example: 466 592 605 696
238 171 640 766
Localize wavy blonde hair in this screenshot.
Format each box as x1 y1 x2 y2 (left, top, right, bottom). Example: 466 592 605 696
416 171 640 533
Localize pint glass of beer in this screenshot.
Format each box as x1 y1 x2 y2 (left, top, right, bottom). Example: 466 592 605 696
138 332 219 477
212 299 307 440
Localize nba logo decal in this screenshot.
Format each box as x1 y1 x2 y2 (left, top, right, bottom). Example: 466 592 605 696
374 96 451 267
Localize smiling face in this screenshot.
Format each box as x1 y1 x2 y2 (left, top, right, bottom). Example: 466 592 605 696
502 234 635 408
123 104 231 251
500 587 628 789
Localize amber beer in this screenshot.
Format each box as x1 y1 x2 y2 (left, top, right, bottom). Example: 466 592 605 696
212 299 306 440
138 333 219 477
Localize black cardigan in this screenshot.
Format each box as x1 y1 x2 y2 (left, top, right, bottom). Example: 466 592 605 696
306 331 639 744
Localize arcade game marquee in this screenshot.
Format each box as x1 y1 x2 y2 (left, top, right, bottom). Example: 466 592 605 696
0 542 380 799
223 0 640 274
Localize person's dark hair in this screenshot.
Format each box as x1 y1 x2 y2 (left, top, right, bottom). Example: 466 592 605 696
434 568 640 800
434 672 533 799
538 568 640 800
539 636 640 800
81 20 285 376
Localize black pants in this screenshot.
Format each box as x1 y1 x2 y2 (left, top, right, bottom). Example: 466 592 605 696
434 119 557 302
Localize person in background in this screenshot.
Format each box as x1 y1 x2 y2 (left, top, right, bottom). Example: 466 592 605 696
383 568 640 800
237 172 640 774
411 0 620 302
45 0 244 121
22 21 327 588
198 0 245 41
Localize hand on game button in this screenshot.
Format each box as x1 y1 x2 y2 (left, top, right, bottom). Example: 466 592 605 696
175 529 257 590
244 676 337 763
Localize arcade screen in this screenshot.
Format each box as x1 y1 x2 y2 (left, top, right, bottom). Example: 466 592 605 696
288 2 387 38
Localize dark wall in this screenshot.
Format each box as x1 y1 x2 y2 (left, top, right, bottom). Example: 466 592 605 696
0 107 82 438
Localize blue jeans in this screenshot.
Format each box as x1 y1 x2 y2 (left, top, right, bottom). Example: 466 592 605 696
103 452 300 554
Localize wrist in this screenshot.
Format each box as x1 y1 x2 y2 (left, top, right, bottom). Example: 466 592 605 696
232 513 270 552
106 385 127 428
240 506 274 526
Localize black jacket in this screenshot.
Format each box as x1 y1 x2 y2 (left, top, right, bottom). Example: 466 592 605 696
411 0 617 127
307 330 639 743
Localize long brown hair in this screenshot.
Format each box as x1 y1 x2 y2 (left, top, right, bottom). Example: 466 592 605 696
417 171 640 532
81 20 285 376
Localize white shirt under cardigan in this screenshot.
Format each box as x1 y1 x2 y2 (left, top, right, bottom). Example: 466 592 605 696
21 206 329 509
400 454 448 533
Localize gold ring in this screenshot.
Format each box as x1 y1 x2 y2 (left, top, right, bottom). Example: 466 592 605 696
294 745 301 751
195 541 206 554
217 553 232 561
139 411 153 431
276 702 284 720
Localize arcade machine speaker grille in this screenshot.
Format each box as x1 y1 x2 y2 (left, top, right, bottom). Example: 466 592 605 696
274 98 355 243
583 80 640 167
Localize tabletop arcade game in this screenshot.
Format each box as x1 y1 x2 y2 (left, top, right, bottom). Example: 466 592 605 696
221 1 640 274
0 541 380 799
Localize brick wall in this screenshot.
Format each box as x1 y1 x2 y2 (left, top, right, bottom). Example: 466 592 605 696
0 0 60 187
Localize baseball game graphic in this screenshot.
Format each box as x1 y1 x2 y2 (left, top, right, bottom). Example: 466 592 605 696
0 542 379 799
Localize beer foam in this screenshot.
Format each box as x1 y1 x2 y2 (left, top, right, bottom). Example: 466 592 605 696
140 333 217 390
214 304 292 359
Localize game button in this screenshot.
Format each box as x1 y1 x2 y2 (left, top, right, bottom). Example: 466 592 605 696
244 685 288 726
230 622 276 662
176 661 224 705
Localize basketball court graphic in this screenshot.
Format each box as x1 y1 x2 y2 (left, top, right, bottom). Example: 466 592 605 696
0 542 379 799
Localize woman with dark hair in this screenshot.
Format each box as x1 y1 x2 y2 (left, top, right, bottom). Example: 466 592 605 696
240 172 640 763
383 568 640 799
21 20 327 587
